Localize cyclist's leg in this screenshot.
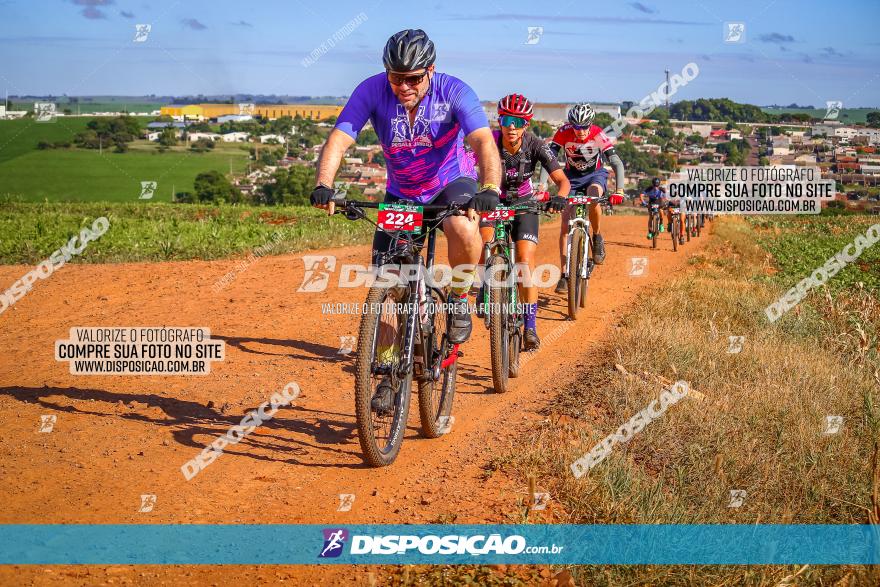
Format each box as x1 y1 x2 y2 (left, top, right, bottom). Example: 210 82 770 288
478 220 494 264
585 170 609 263
370 192 405 409
585 170 609 237
436 177 481 343
513 214 540 340
559 172 589 270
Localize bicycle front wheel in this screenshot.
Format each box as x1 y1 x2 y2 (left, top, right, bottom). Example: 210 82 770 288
672 218 679 252
568 229 585 320
488 255 511 393
355 284 412 467
651 214 658 250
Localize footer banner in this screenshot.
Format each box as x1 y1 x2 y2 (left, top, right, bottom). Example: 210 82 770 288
1 525 877 564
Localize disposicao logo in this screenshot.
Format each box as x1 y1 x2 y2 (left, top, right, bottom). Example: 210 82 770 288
319 528 349 558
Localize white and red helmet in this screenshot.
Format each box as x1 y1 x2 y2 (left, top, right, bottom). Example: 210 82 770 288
497 93 534 120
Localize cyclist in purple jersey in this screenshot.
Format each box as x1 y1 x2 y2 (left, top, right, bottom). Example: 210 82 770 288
311 30 501 413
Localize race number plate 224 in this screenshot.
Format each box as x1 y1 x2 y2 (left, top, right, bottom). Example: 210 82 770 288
377 203 424 233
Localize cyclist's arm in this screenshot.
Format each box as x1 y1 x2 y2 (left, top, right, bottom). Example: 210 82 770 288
466 127 502 188
548 168 570 197
315 129 356 187
604 147 625 191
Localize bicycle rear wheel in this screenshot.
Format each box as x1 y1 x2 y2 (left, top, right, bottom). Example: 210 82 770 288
418 287 457 438
354 284 412 467
568 229 585 320
685 216 691 242
488 255 511 393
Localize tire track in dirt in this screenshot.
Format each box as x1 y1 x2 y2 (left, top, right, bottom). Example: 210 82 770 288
0 214 709 584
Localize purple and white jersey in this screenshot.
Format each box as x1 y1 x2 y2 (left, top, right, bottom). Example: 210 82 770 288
334 72 488 203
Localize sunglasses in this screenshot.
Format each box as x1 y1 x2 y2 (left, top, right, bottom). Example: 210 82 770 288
498 115 528 129
571 124 591 131
387 70 428 86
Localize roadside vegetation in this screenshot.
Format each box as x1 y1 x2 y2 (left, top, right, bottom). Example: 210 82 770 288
0 200 375 264
402 215 879 585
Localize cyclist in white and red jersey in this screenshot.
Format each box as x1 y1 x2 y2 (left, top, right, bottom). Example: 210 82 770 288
478 93 569 351
549 103 626 292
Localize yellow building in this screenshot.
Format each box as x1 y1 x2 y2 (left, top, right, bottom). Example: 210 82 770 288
159 103 342 121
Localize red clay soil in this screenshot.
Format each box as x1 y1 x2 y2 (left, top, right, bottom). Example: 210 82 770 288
0 215 709 586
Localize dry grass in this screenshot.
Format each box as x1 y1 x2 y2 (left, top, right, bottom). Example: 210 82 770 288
399 217 880 586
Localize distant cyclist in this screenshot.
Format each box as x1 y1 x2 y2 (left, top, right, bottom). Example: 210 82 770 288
549 102 625 293
311 29 501 413
479 93 569 351
640 177 667 240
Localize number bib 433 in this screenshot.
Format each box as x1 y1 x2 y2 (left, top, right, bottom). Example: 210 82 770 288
480 207 515 221
378 203 424 233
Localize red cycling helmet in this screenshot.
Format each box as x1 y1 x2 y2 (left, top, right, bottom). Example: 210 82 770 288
497 93 534 120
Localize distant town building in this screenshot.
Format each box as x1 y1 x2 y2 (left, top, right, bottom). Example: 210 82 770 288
217 114 254 124
188 132 222 142
259 134 286 144
221 131 250 142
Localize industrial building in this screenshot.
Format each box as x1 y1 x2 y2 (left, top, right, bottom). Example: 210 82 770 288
160 104 342 121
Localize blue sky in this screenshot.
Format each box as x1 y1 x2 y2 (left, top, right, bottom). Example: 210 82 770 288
0 0 878 106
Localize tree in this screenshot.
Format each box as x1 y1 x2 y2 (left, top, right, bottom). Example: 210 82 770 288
193 170 241 203
372 151 386 166
529 120 555 139
867 111 880 128
157 127 178 147
356 127 379 145
594 112 616 129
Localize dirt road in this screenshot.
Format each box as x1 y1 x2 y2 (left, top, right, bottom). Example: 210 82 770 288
0 214 709 585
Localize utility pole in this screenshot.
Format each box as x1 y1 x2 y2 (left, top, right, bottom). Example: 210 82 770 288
664 69 670 111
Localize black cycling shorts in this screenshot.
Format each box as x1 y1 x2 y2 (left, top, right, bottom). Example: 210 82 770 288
372 176 476 265
480 212 539 244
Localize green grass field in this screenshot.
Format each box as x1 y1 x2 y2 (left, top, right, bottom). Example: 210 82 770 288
0 118 250 202
760 107 876 124
8 99 163 114
0 201 375 264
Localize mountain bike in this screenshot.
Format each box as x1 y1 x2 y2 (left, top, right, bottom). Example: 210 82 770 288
648 203 662 250
669 205 682 252
478 196 548 393
564 192 608 320
684 212 693 243
332 194 464 467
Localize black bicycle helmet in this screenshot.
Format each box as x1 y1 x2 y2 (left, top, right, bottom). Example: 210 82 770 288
652 178 661 187
383 29 436 71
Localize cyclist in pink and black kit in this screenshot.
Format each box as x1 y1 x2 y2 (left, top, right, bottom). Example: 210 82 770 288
549 103 626 292
478 93 569 351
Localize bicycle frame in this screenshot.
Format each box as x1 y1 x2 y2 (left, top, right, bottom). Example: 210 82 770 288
341 198 463 382
565 204 592 281
482 218 517 318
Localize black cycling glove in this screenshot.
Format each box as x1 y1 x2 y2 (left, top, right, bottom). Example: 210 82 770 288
547 196 567 213
310 185 335 206
469 189 500 212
